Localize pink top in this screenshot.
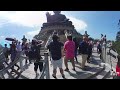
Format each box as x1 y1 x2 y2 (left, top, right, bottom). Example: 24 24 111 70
64 40 75 59
116 65 120 76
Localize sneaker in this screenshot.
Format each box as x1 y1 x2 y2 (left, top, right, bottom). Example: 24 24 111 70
52 74 57 79
62 74 66 79
64 68 69 71
72 68 76 71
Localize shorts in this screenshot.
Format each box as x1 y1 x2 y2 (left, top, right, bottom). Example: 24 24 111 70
52 59 62 69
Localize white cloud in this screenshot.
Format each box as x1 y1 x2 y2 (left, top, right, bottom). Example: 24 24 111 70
0 11 87 31
4 11 53 27
27 29 40 37
0 36 5 38
68 17 87 32
0 11 88 39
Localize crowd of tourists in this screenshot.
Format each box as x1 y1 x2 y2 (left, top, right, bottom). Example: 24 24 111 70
2 35 44 76
47 33 94 79
2 33 120 79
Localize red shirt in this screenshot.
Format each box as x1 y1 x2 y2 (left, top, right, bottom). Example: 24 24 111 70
116 65 120 76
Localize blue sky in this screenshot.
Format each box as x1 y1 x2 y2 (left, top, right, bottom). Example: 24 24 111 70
0 11 119 47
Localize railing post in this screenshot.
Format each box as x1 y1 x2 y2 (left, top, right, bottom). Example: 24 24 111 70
104 43 107 63
19 52 24 71
101 44 106 63
101 45 104 62
44 52 50 79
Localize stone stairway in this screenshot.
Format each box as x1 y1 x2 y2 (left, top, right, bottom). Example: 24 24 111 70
0 46 114 79
19 48 113 79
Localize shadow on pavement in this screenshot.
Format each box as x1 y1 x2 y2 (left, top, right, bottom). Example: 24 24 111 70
75 65 94 71
67 71 86 79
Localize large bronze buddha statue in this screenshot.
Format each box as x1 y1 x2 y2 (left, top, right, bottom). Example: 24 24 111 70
46 11 68 23
43 11 72 27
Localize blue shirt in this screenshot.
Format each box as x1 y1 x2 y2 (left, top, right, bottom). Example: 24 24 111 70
80 41 88 54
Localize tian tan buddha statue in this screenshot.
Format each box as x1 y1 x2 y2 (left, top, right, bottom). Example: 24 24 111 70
43 11 72 26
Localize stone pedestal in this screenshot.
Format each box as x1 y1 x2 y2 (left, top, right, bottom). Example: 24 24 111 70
34 11 83 45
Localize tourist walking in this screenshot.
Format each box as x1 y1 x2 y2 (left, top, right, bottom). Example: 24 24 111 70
73 37 79 63
79 36 89 70
87 40 93 63
16 41 22 53
10 41 20 72
47 35 65 79
64 35 75 71
23 43 30 64
31 40 43 76
97 42 102 59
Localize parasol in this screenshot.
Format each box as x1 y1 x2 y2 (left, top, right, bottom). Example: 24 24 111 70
5 37 16 41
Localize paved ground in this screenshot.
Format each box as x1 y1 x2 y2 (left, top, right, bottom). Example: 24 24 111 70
20 47 105 79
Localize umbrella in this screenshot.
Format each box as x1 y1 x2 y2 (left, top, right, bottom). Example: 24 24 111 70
5 38 16 41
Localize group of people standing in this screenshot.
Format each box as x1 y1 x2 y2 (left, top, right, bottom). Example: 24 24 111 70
3 39 30 72
3 37 44 76
47 34 93 79
2 34 93 78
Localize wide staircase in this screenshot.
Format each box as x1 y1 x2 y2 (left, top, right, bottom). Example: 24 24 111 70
0 45 115 79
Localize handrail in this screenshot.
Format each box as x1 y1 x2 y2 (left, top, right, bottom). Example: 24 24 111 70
39 52 49 79
101 45 118 72
0 51 27 79
108 48 118 59
38 34 52 79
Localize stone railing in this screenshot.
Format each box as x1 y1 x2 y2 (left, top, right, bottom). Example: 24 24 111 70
0 51 28 79
101 44 118 71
